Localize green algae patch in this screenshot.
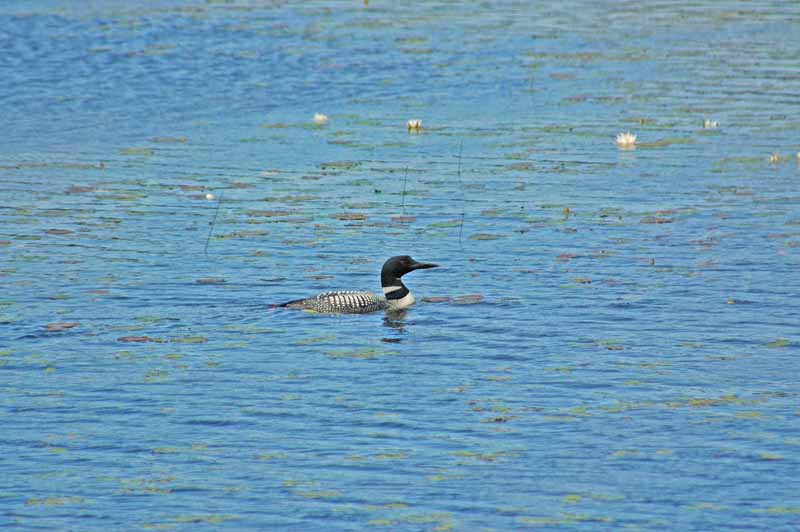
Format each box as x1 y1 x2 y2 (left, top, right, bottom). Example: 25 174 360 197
171 336 208 344
451 450 517 462
758 452 783 461
118 336 162 343
332 212 368 221
767 338 791 348
296 335 336 345
294 489 342 499
320 160 361 170
469 233 502 241
248 210 292 217
326 348 387 359
120 147 154 156
519 513 612 525
428 220 462 229
25 496 85 506
375 452 408 460
150 136 186 143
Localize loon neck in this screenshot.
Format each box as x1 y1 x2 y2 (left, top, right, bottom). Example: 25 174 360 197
382 283 415 309
382 280 409 301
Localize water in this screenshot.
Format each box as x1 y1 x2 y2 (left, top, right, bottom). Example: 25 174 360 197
2 1 800 530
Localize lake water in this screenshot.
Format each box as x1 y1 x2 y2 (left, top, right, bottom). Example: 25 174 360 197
2 1 799 530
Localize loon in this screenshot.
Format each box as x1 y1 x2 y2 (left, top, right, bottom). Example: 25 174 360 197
278 255 438 314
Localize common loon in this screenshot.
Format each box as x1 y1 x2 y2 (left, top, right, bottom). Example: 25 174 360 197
278 255 438 314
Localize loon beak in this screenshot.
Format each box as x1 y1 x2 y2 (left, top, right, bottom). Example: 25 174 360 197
410 260 438 270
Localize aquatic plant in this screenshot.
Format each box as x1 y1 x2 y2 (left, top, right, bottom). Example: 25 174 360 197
615 132 636 149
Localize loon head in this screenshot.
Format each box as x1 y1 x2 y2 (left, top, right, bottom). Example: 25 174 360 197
380 255 438 288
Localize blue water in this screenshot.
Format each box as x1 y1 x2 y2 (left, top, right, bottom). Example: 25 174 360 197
2 1 799 530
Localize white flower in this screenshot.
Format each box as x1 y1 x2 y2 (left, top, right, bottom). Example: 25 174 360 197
312 112 329 125
615 132 636 149
205 193 215 200
769 153 784 163
703 119 719 129
407 119 422 131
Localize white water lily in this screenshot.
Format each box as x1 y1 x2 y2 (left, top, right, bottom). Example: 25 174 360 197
205 193 215 200
407 119 422 131
703 119 719 129
313 112 329 125
769 153 785 163
615 132 636 149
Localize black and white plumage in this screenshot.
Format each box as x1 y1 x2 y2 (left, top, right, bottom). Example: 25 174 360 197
278 256 438 314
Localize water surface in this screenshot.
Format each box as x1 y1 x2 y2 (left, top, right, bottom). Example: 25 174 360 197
2 1 799 530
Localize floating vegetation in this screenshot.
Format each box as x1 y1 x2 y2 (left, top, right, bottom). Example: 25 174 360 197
247 210 292 217
752 507 800 515
451 450 518 463
320 160 361 170
296 335 337 345
368 512 453 530
331 212 368 221
25 496 84 506
615 132 636 149
469 233 501 241
293 490 342 499
172 515 239 524
196 278 225 284
172 336 207 344
640 216 674 224
519 513 612 525
45 322 79 332
149 136 186 143
5 4 800 531
453 294 482 305
325 348 389 359
766 338 791 348
427 220 462 229
422 296 452 303
119 147 154 156
118 336 159 343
